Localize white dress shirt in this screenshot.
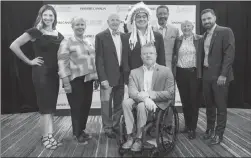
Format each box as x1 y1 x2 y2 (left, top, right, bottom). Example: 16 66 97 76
138 29 148 46
157 23 167 38
204 24 217 67
109 28 122 66
143 64 155 92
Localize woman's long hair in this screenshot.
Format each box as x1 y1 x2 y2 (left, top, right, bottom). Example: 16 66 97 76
33 5 57 30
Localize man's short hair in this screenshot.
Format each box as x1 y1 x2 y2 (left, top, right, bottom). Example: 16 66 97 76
141 43 157 54
156 5 169 13
201 9 216 17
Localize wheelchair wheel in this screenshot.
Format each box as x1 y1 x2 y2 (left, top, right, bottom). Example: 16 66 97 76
156 106 179 153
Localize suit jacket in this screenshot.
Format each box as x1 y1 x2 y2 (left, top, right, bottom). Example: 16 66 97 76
125 31 166 70
153 24 179 68
173 34 203 78
128 64 175 110
202 25 235 82
95 29 130 86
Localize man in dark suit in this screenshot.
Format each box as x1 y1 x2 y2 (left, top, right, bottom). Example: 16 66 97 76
95 13 129 138
124 2 166 70
201 9 235 145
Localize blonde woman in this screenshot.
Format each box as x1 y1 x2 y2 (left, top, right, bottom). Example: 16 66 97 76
58 17 98 143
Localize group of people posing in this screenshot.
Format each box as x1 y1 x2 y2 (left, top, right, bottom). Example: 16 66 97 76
9 1 235 152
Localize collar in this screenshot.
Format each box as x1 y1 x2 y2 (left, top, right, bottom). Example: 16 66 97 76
157 22 167 30
72 35 85 42
109 28 119 36
143 63 156 71
137 29 148 37
207 24 217 34
183 34 194 40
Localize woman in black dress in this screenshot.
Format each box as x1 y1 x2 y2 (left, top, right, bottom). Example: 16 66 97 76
10 5 64 150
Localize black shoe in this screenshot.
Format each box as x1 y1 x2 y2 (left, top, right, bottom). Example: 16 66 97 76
74 135 88 144
203 129 215 140
143 141 155 149
180 127 189 133
208 134 223 145
188 130 196 140
105 131 116 139
81 131 92 140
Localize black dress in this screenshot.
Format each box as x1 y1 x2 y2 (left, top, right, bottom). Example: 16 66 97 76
26 28 64 114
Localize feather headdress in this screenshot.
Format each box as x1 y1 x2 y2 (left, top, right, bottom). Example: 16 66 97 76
125 2 155 50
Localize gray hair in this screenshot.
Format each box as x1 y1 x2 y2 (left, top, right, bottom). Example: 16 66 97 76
180 20 194 28
70 16 86 27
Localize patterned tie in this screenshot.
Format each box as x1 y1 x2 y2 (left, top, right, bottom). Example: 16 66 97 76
112 30 120 36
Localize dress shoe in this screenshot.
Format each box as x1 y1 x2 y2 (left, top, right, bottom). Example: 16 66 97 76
131 138 142 152
208 134 223 145
74 135 88 144
81 131 92 140
180 127 189 133
203 129 215 140
188 130 196 140
143 141 155 149
122 136 134 149
105 131 116 139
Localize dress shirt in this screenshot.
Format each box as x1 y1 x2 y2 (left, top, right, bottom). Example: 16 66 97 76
143 64 156 92
138 29 148 46
204 24 217 67
109 28 122 66
157 23 167 38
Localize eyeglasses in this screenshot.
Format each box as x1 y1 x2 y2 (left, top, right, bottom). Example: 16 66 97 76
142 52 156 56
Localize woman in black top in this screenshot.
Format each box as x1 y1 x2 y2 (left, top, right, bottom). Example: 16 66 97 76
10 5 64 150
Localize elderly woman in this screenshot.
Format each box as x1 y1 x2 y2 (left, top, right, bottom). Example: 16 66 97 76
173 20 203 139
58 17 98 143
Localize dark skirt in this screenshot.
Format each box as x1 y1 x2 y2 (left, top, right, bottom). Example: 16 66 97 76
32 66 59 114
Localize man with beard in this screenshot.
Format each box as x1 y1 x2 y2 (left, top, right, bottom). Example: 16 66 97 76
153 5 179 132
201 9 235 145
153 5 179 70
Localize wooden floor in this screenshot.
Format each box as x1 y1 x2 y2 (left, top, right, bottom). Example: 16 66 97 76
1 108 251 157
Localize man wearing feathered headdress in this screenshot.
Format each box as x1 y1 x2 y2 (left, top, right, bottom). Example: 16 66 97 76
125 2 166 70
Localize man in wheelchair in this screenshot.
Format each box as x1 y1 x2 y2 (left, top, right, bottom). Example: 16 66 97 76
122 44 175 152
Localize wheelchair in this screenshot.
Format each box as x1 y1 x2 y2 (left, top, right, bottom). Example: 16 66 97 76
118 100 179 157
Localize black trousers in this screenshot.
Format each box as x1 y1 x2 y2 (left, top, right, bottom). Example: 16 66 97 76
176 67 201 130
203 69 229 135
66 76 94 137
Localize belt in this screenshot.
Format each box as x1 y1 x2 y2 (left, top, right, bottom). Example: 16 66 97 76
177 67 196 72
203 66 209 69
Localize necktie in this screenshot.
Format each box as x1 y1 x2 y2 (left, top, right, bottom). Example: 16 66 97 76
159 26 167 36
112 30 120 36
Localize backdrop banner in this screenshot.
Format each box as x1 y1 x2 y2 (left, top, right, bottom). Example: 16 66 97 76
51 4 196 109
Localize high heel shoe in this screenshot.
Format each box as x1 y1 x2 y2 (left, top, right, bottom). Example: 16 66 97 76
41 133 63 150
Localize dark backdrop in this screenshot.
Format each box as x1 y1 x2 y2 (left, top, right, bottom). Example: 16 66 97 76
1 1 250 114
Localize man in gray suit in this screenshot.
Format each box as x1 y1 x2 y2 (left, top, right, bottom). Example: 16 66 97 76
121 44 175 151
153 5 179 70
201 9 235 145
153 5 179 129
